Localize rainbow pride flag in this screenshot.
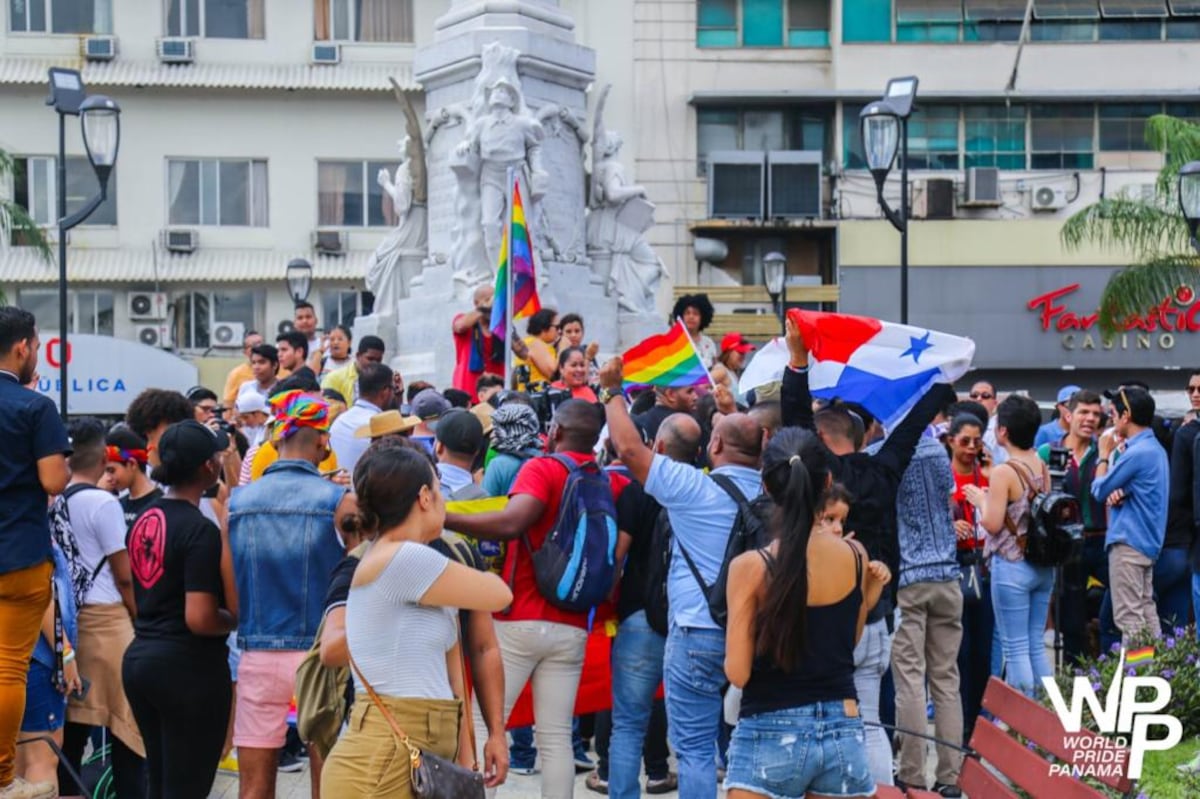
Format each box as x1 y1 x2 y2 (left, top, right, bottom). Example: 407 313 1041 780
622 320 712 389
1126 646 1155 666
490 178 540 339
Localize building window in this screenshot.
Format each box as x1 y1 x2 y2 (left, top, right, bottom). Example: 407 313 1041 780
697 105 832 174
176 289 260 350
904 105 960 169
10 156 118 230
320 289 367 329
1099 103 1159 151
697 0 830 47
167 159 268 227
314 0 413 42
895 0 963 41
964 104 1027 169
9 0 112 33
164 0 264 38
317 161 400 227
842 0 892 40
16 289 114 335
1031 104 1095 168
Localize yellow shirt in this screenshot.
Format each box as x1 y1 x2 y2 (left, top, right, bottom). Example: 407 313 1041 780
250 439 338 481
320 362 359 405
514 337 556 389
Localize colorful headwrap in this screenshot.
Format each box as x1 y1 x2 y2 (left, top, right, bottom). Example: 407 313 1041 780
106 445 149 466
269 390 331 442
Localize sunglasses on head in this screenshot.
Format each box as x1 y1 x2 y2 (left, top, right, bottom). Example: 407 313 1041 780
968 391 994 400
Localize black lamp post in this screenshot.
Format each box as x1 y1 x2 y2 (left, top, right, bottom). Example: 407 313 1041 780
762 251 787 334
1179 160 1200 252
46 67 121 420
860 76 918 324
286 258 314 305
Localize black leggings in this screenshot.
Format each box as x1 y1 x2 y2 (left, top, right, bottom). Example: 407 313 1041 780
121 643 231 799
59 722 146 798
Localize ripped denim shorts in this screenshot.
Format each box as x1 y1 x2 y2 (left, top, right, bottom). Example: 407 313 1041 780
724 700 876 798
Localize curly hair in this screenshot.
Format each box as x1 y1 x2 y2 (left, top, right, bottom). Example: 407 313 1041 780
671 293 714 331
125 389 193 439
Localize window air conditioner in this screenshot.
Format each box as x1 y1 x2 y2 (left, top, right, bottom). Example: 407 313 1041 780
963 167 1003 207
136 324 175 349
212 322 246 348
1031 184 1068 212
312 43 341 64
157 37 195 64
162 228 199 253
707 151 766 219
313 229 348 255
82 36 117 61
127 292 169 321
912 178 955 220
767 151 823 219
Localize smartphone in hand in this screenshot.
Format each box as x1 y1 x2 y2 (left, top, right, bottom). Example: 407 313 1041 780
71 677 92 702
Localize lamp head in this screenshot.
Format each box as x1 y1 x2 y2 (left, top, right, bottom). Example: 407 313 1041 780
860 104 900 185
79 95 121 186
286 258 314 305
46 67 85 114
883 75 919 118
762 251 786 300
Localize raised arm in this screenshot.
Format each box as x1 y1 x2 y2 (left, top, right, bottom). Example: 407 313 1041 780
873 382 957 478
781 316 815 431
445 493 544 541
598 358 653 485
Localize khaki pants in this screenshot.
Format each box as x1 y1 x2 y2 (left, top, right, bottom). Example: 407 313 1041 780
1109 544 1159 646
892 580 964 787
0 561 52 785
321 694 460 799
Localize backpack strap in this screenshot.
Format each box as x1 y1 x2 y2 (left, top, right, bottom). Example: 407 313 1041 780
676 473 751 601
61 483 112 588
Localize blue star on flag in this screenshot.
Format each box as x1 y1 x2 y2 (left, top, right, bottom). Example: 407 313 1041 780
901 332 933 363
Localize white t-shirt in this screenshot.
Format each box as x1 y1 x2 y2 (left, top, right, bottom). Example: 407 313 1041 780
66 486 129 606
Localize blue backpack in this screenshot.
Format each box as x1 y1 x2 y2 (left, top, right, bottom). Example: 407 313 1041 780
525 454 619 613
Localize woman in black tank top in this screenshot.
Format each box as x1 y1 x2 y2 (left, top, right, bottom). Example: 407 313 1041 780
723 428 892 799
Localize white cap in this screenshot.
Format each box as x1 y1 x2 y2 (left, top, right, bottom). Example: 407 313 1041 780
235 393 269 415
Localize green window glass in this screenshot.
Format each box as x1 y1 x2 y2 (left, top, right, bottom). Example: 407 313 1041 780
843 103 868 168
788 0 831 45
1097 19 1163 38
896 0 963 40
964 104 1027 169
698 0 739 46
1099 103 1160 150
1030 20 1097 38
905 105 960 169
1030 104 1095 169
698 108 740 173
743 0 785 45
843 0 892 41
1167 19 1200 37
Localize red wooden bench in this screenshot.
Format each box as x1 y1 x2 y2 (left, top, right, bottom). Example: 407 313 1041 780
903 677 1136 799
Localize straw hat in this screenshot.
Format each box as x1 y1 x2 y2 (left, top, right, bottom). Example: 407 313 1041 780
470 402 495 435
354 410 421 439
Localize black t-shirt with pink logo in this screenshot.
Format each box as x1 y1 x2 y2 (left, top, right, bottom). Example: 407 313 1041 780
127 497 226 657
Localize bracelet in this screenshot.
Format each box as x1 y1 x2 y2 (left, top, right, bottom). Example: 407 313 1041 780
63 651 76 665
1098 458 1110 465
787 364 809 374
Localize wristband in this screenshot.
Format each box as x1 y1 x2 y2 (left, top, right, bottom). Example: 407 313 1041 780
787 364 809 374
63 651 76 665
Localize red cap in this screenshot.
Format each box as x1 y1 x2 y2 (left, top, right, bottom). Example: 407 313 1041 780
721 332 755 354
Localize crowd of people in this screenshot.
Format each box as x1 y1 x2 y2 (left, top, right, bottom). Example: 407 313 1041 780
0 293 1194 799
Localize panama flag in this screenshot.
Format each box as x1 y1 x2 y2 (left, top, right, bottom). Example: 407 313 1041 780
789 308 975 430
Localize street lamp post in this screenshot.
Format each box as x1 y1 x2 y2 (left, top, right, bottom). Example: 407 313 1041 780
762 251 787 334
1178 160 1200 252
860 76 919 324
46 67 121 420
286 258 314 305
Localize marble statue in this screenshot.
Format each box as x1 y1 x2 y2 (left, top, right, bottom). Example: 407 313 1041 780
587 85 667 315
450 43 548 283
365 81 428 309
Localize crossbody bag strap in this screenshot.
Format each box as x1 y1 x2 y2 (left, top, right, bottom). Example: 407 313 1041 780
455 620 480 772
1001 460 1038 537
348 653 422 772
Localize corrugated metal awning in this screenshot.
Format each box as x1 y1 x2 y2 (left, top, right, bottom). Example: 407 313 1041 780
0 57 416 92
1 247 372 284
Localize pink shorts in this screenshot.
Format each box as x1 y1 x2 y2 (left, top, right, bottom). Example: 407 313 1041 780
233 649 307 749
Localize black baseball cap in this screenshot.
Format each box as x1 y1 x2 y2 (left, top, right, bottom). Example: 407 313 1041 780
157 420 229 475
435 409 484 456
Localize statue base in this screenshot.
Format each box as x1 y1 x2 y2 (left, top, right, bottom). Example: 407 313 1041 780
618 311 666 352
542 260 619 358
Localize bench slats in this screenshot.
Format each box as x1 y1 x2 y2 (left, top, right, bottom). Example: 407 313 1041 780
980 678 1133 793
971 720 1110 799
673 284 841 304
958 756 1020 799
874 785 907 799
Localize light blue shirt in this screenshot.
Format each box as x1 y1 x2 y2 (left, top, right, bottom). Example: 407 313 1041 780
644 455 762 631
328 398 381 476
437 462 474 497
1034 418 1067 450
1091 428 1169 560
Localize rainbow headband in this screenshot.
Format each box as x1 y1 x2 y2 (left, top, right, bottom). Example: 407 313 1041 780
269 390 331 441
106 445 148 466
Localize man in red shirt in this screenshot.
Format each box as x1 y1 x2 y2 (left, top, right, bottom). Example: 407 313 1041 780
446 400 625 799
452 285 505 400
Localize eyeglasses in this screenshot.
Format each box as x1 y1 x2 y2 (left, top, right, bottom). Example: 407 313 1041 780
1186 385 1200 394
968 392 995 400
954 436 983 448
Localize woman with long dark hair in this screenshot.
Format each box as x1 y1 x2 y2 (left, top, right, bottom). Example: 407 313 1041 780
723 428 891 799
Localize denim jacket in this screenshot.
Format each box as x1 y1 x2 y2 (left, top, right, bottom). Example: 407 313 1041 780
229 459 346 650
33 544 78 670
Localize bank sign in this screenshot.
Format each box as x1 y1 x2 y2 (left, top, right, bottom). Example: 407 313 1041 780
838 266 1200 369
35 334 199 415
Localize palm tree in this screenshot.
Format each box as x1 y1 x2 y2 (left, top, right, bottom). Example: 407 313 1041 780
0 147 53 305
1060 115 1200 333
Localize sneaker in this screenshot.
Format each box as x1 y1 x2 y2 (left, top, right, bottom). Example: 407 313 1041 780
575 752 596 773
278 750 305 773
646 773 678 794
933 782 963 798
585 771 608 794
217 752 240 773
0 778 56 799
510 764 539 776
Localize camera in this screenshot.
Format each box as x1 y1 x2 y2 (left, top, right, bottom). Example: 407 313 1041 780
1047 445 1069 493
526 381 571 432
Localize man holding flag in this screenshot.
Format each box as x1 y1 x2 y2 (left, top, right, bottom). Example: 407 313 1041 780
780 309 969 786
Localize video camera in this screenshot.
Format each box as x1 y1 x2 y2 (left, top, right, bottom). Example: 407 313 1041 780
1046 445 1069 493
526 380 571 432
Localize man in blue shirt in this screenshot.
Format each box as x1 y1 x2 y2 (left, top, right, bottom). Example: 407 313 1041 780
0 307 70 799
1091 387 1169 647
1034 384 1081 449
599 360 763 799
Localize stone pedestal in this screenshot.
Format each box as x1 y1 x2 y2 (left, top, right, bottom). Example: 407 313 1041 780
543 260 618 354
618 311 667 352
384 264 472 389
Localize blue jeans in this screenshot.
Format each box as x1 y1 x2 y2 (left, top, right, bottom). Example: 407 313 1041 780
1193 572 1200 639
1154 546 1192 634
664 625 725 799
852 615 894 786
609 611 667 799
510 725 536 768
991 558 1055 697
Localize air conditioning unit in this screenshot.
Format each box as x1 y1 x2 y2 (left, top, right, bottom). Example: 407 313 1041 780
707 151 766 219
912 178 955 220
313 228 347 254
127 292 169 321
766 151 822 219
212 321 246 348
156 37 195 63
1031 184 1068 212
963 167 1003 207
162 228 198 253
82 36 117 61
136 324 174 349
312 43 341 64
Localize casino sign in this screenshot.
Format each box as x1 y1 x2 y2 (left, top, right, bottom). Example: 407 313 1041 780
1026 283 1199 352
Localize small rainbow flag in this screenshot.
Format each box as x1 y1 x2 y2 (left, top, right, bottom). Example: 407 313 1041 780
490 178 540 340
622 320 712 389
1126 646 1155 665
